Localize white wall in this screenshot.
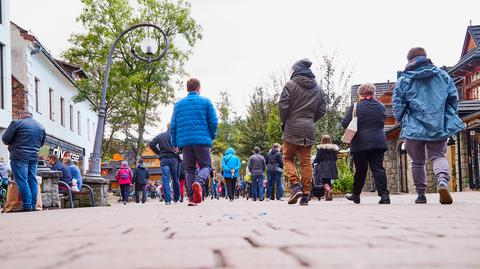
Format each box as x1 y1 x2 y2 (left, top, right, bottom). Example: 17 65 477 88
26 48 97 173
0 0 12 161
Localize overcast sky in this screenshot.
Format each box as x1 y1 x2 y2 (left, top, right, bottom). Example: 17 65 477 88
11 0 480 138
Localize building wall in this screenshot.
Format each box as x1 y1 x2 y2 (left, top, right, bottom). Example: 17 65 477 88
0 0 12 161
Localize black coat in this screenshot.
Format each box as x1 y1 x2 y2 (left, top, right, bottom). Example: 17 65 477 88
313 144 339 179
2 117 46 161
342 99 388 153
149 130 178 160
265 149 283 172
133 165 149 189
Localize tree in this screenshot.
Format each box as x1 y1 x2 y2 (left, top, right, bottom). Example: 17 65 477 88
212 90 233 155
63 0 202 159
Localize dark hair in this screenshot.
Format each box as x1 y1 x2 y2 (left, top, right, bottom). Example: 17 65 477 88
254 146 260 154
187 78 201 92
407 47 427 61
48 154 58 162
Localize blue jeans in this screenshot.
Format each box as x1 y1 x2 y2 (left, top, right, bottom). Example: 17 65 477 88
267 170 283 200
182 145 211 200
251 174 264 200
160 157 179 203
211 180 218 198
11 159 39 210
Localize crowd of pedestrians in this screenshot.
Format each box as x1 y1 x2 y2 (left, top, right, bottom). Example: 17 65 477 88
0 46 464 212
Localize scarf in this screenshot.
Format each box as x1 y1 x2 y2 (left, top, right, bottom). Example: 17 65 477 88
404 56 433 72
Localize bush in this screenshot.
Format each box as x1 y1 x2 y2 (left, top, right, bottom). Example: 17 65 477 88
333 159 354 194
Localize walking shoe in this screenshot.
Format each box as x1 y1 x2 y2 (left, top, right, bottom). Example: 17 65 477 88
438 180 453 204
324 184 333 201
165 202 171 205
299 194 309 206
345 193 360 204
192 182 203 204
378 194 391 204
188 201 197 206
123 201 127 205
180 197 184 203
288 185 303 204
415 194 427 204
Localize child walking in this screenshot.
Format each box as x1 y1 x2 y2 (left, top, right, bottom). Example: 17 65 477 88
313 135 339 201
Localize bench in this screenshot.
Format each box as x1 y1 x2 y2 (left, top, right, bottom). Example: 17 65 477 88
58 181 96 208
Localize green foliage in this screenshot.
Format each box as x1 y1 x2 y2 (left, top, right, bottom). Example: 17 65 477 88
333 158 354 194
63 0 202 159
212 91 233 156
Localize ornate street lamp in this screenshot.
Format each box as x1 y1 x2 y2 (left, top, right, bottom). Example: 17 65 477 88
84 23 169 205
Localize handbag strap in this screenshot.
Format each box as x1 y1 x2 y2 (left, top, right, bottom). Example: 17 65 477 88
353 103 357 117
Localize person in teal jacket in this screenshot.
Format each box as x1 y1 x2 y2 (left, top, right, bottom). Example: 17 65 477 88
222 147 241 201
393 47 464 205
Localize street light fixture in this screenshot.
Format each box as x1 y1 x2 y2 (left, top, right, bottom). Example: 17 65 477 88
84 23 169 206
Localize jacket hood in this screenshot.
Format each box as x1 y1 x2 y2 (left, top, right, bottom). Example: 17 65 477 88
317 144 340 151
399 65 440 80
121 163 128 168
292 76 317 90
225 147 235 155
137 164 146 169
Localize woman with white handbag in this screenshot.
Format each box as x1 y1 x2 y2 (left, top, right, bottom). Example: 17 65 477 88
341 83 390 204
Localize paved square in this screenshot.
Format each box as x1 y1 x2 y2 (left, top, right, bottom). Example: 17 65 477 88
1 192 480 269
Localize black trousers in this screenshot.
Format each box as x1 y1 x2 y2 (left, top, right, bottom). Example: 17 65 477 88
135 184 147 203
351 149 389 196
120 184 130 202
225 177 236 200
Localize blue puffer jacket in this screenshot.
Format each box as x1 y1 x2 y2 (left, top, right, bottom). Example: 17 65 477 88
2 116 46 161
170 92 218 148
393 64 465 141
222 148 241 178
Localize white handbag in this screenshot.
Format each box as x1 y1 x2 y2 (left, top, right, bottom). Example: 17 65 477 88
341 103 358 144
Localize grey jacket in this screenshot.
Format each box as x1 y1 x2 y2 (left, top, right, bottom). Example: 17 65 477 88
149 129 178 160
248 153 266 176
279 76 326 146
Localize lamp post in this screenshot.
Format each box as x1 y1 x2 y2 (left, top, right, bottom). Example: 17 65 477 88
84 23 169 205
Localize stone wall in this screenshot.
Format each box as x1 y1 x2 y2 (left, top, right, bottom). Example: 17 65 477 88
38 170 61 208
11 76 27 118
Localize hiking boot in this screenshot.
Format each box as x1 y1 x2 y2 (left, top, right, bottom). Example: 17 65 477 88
378 194 391 204
345 193 360 204
192 182 203 204
415 194 427 204
438 180 453 204
288 184 302 204
299 194 309 206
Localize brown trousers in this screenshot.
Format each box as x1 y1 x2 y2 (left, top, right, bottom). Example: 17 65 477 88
282 141 312 194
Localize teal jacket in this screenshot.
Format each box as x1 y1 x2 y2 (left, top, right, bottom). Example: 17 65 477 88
222 148 241 178
393 64 464 141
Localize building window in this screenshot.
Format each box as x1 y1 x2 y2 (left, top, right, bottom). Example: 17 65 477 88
34 78 40 112
87 118 91 141
77 111 81 135
49 88 54 120
469 86 480 100
69 105 74 131
60 97 65 126
469 72 480 84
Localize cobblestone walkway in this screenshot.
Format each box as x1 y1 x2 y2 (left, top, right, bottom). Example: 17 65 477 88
1 192 479 269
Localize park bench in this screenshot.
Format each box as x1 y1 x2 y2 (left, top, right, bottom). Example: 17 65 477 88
58 181 96 208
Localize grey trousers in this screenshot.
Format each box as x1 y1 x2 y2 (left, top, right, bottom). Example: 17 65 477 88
405 139 449 195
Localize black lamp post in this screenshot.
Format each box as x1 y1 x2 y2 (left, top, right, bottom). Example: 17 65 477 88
84 23 168 190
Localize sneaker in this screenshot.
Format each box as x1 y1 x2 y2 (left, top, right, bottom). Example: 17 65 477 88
188 201 197 206
378 194 390 204
299 194 309 206
192 182 203 204
123 202 127 205
165 202 171 205
438 180 453 204
345 193 360 204
288 185 303 204
415 194 427 204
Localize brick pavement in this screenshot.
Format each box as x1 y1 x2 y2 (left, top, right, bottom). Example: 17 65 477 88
1 192 480 269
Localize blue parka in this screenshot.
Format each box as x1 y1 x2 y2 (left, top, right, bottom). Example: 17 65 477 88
393 64 464 141
170 92 218 148
222 148 241 178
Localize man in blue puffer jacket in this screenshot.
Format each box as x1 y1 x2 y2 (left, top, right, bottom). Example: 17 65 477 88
2 111 45 212
393 47 464 205
222 147 241 201
170 78 218 206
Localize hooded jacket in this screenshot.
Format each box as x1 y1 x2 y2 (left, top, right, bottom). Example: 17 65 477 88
313 144 339 179
279 76 326 146
265 148 283 172
222 148 241 178
2 116 46 161
115 163 133 185
393 63 464 140
133 164 149 188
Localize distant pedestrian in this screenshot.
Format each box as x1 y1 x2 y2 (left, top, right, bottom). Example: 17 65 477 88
312 135 339 201
48 154 73 186
133 159 149 204
150 123 180 205
115 161 133 205
210 169 219 199
279 59 326 206
393 47 464 204
222 148 241 201
266 143 284 201
170 78 218 206
63 157 83 191
178 160 186 202
0 157 11 188
342 83 390 204
248 146 266 201
2 110 46 212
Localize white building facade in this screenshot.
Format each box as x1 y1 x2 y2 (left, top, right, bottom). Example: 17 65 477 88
10 22 97 173
0 0 12 160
